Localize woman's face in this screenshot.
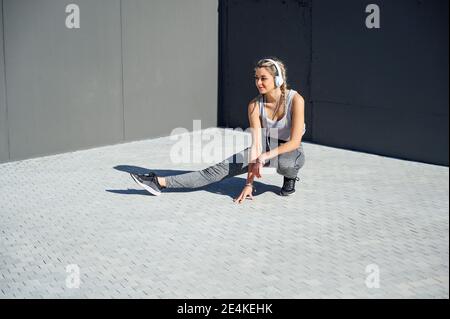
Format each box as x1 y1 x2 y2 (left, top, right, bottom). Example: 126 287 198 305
254 67 275 94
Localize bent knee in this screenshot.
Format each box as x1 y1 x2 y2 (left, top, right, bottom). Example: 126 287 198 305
277 153 305 175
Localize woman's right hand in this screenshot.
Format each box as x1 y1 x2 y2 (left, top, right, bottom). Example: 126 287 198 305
233 185 254 204
250 162 263 178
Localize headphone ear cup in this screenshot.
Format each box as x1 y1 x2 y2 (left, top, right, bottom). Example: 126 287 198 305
275 76 284 88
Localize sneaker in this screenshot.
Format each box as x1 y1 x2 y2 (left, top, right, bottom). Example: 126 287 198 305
130 172 163 196
280 176 300 196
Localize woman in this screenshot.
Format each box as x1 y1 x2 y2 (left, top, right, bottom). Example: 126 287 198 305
130 57 306 204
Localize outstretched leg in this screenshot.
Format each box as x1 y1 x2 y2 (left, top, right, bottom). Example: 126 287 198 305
164 147 252 189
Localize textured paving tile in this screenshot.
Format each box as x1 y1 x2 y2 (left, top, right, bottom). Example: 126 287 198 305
0 128 448 299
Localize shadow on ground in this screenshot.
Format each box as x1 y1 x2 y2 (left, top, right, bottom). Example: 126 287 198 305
106 165 281 199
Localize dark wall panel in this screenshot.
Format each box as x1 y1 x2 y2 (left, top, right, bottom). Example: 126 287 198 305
4 0 123 161
219 0 448 166
312 0 449 165
314 101 448 163
219 0 312 136
0 0 9 162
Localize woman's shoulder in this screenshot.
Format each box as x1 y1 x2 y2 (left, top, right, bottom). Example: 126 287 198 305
289 89 304 103
288 88 300 96
250 94 263 103
248 95 263 109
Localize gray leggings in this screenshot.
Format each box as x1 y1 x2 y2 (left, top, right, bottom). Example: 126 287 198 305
165 140 305 189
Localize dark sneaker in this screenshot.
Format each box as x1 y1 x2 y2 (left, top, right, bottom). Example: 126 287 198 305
130 172 163 196
280 176 300 196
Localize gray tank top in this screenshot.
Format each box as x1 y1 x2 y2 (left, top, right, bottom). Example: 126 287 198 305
259 89 306 141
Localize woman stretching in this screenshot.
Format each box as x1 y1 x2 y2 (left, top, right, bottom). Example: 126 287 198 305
130 57 306 204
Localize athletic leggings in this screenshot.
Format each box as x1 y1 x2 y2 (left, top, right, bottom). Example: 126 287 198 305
165 139 305 189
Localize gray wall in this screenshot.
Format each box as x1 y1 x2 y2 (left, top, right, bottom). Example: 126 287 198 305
0 0 218 163
122 0 218 141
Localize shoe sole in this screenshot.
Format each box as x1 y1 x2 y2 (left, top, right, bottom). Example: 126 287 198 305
280 189 296 196
130 173 162 196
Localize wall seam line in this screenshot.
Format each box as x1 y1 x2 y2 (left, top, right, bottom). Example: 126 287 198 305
120 0 125 141
309 0 314 142
1 0 10 161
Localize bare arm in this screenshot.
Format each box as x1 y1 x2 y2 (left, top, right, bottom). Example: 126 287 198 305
246 100 263 184
261 93 305 161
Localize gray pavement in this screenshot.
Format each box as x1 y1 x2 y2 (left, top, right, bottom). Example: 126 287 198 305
0 128 448 298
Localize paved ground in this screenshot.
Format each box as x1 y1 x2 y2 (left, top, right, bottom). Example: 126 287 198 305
0 128 448 298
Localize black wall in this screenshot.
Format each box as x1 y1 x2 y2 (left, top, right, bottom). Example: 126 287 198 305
218 0 449 166
218 0 312 138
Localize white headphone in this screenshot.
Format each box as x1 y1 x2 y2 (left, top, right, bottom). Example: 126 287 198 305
264 58 284 88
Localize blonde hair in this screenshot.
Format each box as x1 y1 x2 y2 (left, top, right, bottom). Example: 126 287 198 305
254 57 289 118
